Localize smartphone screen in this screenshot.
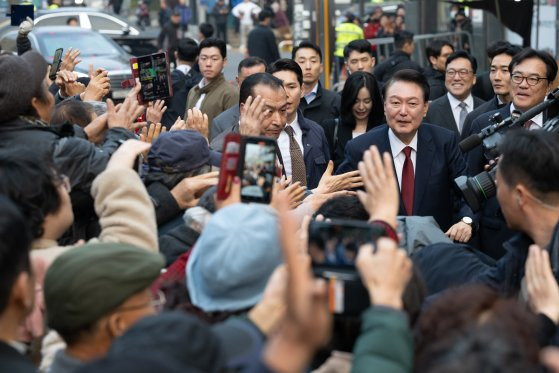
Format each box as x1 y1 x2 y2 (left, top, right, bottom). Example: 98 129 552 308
135 52 172 102
308 220 385 268
216 133 241 201
10 5 33 26
49 48 64 81
240 137 277 204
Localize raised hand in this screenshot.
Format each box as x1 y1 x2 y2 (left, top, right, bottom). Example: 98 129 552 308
107 139 152 170
357 145 399 229
82 67 110 101
146 99 167 125
60 47 82 72
314 160 363 194
239 95 268 136
525 244 559 324
185 108 209 139
106 84 145 131
356 238 412 309
170 172 219 209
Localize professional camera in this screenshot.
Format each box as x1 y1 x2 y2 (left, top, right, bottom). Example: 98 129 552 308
455 167 497 212
456 112 559 212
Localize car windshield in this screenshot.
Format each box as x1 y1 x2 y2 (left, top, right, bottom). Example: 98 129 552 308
37 31 120 58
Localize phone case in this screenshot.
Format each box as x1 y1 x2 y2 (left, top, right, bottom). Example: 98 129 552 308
216 133 242 201
129 52 173 104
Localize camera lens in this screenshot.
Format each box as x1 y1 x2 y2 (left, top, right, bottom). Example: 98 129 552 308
454 168 497 212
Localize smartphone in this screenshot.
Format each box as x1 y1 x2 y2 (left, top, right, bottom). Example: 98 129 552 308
129 52 173 104
309 219 386 315
49 48 64 81
238 136 278 204
9 5 33 26
216 133 242 201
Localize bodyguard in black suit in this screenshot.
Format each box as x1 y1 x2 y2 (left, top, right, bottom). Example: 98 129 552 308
337 69 475 240
425 51 485 136
162 38 202 128
292 41 341 127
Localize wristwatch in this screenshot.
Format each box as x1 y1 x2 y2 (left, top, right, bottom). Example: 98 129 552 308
461 216 473 226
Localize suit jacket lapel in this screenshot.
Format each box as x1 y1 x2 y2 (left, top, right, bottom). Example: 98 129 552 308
441 96 459 133
413 125 435 214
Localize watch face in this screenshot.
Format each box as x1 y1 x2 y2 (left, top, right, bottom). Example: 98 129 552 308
462 217 473 225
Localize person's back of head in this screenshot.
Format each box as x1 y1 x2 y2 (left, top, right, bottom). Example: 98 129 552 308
50 100 96 127
418 324 539 373
0 196 33 331
314 195 369 221
0 149 64 239
198 23 215 40
258 9 273 23
394 30 414 50
414 285 540 368
498 130 559 205
177 37 199 63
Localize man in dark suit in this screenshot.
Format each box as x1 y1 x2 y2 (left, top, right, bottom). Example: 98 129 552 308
461 41 522 140
425 51 485 137
0 198 36 373
463 48 558 258
337 69 475 241
247 10 280 65
162 38 202 128
210 57 267 143
373 30 423 84
424 40 454 100
269 59 331 189
292 41 341 128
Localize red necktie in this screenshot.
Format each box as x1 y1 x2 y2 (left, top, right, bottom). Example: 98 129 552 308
401 146 414 215
524 119 534 129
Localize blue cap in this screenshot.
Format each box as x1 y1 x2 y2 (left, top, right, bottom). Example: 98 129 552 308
147 130 221 173
186 203 282 312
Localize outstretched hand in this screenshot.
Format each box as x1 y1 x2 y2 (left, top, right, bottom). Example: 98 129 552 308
357 145 399 229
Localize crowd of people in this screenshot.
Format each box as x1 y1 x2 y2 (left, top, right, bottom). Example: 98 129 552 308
3 2 559 373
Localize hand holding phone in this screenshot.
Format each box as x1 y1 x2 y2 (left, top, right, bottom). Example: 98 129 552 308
238 136 278 204
216 133 241 201
49 48 64 81
129 52 173 104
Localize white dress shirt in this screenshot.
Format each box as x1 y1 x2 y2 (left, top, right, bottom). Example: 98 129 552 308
232 2 261 25
304 83 319 104
388 128 418 189
278 114 304 177
194 78 209 109
447 92 474 133
510 102 543 129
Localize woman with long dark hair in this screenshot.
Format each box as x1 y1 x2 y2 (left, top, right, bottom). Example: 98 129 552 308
323 71 384 169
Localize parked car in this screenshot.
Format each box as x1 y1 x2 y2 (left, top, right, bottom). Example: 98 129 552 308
0 26 133 100
0 8 158 56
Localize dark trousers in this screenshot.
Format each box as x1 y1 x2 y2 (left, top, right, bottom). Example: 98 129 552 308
216 23 227 43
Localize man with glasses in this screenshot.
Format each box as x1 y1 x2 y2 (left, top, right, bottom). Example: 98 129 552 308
464 48 557 258
185 38 239 139
461 41 522 142
425 51 485 136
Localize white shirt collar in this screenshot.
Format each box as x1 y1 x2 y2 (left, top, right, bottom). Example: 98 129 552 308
176 64 191 75
510 102 543 127
287 113 299 129
447 92 474 110
388 128 418 158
